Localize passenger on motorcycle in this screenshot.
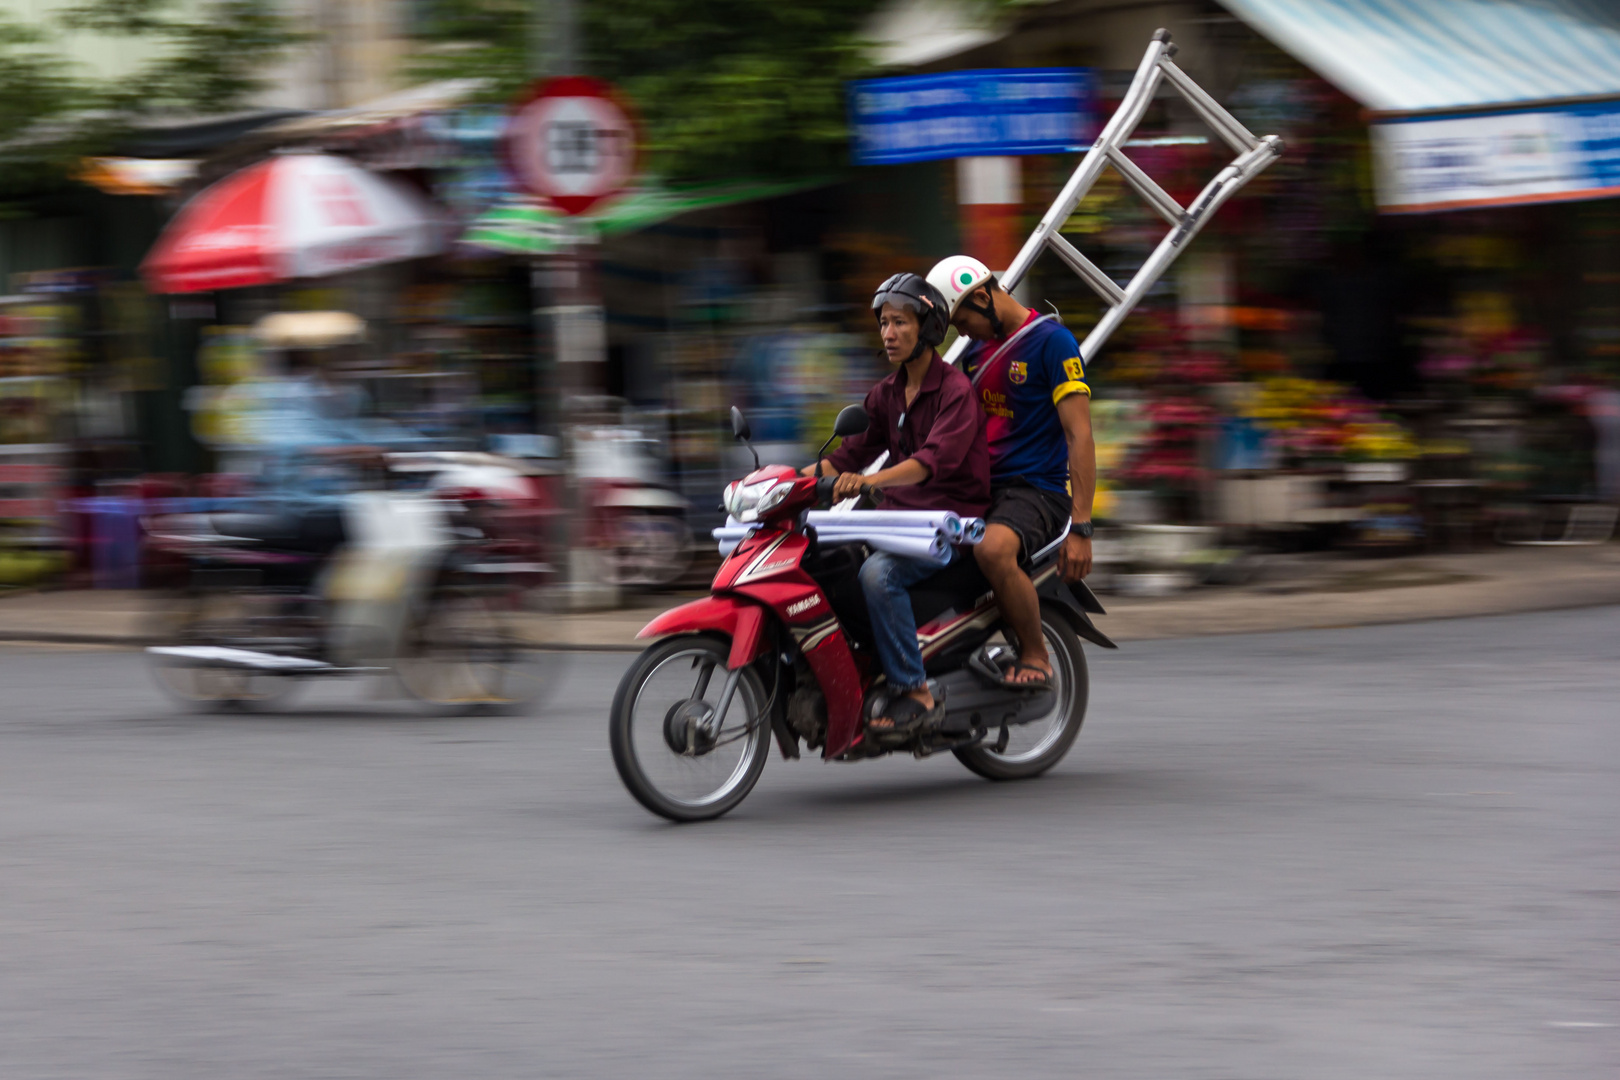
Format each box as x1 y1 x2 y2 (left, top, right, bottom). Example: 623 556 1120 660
926 256 1096 689
802 273 990 735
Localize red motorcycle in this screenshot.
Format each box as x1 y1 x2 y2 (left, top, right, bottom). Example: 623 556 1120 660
609 405 1116 821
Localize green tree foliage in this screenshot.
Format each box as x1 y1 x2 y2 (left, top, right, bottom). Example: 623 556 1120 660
0 0 301 178
408 0 878 182
60 0 306 116
0 14 89 148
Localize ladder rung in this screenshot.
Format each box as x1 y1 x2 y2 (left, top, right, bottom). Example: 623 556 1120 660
1158 59 1258 156
1104 146 1185 226
1046 233 1126 307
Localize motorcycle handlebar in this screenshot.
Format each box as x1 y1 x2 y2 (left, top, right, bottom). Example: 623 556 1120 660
813 475 879 507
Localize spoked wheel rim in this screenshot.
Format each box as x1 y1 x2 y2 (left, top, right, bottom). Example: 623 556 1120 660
982 621 1077 765
396 593 551 708
621 642 768 813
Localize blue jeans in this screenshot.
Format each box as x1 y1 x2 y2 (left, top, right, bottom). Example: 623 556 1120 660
858 550 949 693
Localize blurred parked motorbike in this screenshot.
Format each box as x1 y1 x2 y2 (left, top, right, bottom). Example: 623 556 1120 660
573 418 693 590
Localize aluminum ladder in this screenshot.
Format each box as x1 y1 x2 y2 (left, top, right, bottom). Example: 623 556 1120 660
941 28 1284 367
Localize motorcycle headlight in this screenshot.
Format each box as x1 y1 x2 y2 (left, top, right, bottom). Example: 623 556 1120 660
724 477 794 523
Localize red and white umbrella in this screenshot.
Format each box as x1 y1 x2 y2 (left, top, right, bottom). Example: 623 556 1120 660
141 153 446 294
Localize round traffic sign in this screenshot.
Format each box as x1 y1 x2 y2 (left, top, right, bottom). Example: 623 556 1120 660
504 76 639 216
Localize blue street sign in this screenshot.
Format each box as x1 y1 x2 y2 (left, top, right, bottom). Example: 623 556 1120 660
848 68 1096 166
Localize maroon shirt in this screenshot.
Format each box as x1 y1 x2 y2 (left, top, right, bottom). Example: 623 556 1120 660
824 352 990 518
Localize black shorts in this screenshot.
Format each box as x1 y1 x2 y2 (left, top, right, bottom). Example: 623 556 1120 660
985 481 1071 564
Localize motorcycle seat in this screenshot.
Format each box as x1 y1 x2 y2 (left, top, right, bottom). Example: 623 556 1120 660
212 509 346 554
910 525 1067 626
907 557 993 627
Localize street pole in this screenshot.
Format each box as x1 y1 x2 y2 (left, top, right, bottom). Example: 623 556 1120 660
532 0 617 608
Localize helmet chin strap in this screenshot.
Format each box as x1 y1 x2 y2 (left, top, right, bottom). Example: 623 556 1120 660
965 290 1004 338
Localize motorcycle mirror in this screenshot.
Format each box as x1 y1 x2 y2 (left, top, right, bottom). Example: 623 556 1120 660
814 403 869 466
730 406 759 469
832 404 869 438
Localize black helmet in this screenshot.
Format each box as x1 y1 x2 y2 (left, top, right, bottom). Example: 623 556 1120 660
872 273 949 358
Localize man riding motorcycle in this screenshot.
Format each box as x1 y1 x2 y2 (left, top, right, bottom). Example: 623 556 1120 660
803 273 989 735
926 255 1095 689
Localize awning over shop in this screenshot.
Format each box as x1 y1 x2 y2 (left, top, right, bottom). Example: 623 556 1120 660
1221 0 1620 115
255 80 490 143
460 179 829 255
1222 0 1620 213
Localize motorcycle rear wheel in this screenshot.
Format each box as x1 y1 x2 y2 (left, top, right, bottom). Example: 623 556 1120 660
395 589 554 715
610 635 770 822
954 606 1088 781
606 511 693 590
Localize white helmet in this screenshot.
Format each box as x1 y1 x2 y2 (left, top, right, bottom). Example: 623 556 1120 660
927 255 995 319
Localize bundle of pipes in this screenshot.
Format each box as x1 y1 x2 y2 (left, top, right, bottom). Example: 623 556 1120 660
713 510 986 564
808 510 986 545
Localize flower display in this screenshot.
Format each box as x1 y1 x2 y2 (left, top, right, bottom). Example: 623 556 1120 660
1242 377 1417 464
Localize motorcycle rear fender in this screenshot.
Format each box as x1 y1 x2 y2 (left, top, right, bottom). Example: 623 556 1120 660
637 594 771 670
1035 574 1119 650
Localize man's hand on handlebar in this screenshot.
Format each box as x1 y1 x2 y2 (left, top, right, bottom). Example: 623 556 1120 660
831 472 875 502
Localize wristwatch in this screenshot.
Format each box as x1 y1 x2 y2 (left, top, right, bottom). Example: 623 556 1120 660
1071 520 1094 538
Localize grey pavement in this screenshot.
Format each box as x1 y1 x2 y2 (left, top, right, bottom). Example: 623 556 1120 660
1 608 1617 1078
2 542 1619 648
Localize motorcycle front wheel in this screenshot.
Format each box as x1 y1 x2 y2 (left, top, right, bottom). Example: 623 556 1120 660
146 590 300 711
609 635 771 822
954 605 1088 781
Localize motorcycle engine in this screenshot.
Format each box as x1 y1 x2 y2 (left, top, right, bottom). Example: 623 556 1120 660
785 682 826 750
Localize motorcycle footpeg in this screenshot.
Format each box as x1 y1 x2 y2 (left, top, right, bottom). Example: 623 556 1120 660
968 645 1054 695
967 645 1021 689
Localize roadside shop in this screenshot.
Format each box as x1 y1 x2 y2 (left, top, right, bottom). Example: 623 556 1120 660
907 0 1620 564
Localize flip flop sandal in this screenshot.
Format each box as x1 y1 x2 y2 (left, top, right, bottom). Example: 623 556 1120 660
996 661 1053 691
867 694 943 740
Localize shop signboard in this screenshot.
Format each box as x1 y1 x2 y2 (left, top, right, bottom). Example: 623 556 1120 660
504 77 640 216
1373 99 1620 213
847 68 1095 166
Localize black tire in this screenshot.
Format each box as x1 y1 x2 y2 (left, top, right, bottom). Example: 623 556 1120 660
954 604 1088 781
609 634 770 822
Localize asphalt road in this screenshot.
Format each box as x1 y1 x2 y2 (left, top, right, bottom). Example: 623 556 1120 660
1 607 1616 1079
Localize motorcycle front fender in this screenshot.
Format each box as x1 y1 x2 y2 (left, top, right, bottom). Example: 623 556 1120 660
637 594 771 670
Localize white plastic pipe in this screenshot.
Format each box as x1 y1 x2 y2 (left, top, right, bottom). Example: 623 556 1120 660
811 526 947 541
863 532 952 565
806 510 960 531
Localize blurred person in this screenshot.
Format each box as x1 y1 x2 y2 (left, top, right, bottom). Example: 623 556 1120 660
926 256 1094 689
803 273 989 735
239 346 417 550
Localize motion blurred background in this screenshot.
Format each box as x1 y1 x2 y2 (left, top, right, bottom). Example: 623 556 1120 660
1 0 1617 607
